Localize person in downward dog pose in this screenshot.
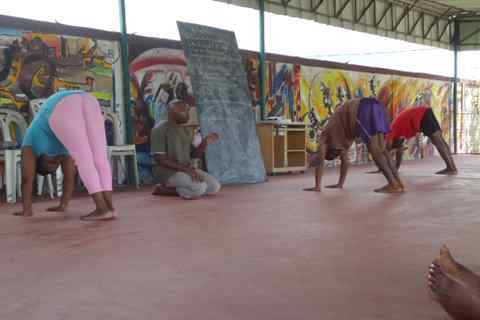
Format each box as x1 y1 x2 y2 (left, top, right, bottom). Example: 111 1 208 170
305 97 404 193
17 90 115 221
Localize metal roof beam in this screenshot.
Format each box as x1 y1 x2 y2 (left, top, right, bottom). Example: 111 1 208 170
375 2 393 27
408 12 424 35
335 0 352 18
393 0 419 31
423 7 451 38
213 0 459 49
310 0 326 12
437 19 451 41
356 0 375 23
460 26 480 44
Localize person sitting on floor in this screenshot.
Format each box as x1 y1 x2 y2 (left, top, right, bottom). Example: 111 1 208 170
428 245 480 319
150 100 221 199
387 106 457 175
304 97 404 193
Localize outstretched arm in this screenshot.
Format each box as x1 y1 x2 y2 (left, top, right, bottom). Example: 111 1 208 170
395 147 403 170
17 147 36 216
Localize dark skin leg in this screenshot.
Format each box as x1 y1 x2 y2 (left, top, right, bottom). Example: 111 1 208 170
367 134 404 193
430 131 457 175
384 148 404 190
429 262 480 320
434 245 480 293
80 192 114 221
103 191 114 212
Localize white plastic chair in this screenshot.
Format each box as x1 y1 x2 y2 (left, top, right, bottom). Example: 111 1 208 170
103 109 139 188
0 109 26 203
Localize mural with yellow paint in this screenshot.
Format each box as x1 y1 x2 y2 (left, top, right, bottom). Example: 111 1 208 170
0 28 116 114
245 58 453 161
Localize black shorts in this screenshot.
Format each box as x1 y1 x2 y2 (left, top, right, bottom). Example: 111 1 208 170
420 108 441 137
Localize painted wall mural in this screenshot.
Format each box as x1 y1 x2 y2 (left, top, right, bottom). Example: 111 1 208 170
129 48 197 183
0 28 116 143
245 57 453 162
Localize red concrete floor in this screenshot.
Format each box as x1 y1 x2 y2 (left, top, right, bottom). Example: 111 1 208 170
1 155 479 320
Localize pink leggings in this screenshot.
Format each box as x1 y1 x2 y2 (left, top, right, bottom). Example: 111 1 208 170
49 93 112 194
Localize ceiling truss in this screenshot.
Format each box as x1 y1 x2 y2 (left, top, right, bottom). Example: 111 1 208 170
215 0 480 50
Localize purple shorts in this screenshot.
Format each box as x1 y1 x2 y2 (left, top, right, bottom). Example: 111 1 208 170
356 98 391 144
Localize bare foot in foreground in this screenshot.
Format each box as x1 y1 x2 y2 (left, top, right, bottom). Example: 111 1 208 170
428 262 480 319
435 245 480 293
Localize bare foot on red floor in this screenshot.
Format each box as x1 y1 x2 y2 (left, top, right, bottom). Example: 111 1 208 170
428 262 480 320
81 209 115 221
374 184 404 193
152 184 178 197
436 168 458 175
435 245 480 293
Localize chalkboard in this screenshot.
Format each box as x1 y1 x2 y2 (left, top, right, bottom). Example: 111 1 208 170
178 22 266 184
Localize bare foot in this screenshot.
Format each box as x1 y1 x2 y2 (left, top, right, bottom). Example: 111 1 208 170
436 168 458 175
81 208 115 221
374 184 404 193
303 187 321 192
428 262 480 319
13 210 33 217
152 184 178 197
47 205 66 212
435 245 480 293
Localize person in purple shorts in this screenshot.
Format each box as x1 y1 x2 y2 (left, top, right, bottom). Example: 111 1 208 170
304 97 405 193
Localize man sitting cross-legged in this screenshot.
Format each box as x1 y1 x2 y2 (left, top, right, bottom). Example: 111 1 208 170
151 100 221 200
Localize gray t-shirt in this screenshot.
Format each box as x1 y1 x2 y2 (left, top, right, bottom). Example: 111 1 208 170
150 120 193 183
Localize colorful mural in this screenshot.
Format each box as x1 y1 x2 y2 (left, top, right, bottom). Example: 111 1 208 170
0 28 116 145
129 48 197 183
0 28 115 112
245 58 453 162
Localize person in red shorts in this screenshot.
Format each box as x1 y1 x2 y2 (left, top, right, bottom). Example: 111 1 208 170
386 106 457 175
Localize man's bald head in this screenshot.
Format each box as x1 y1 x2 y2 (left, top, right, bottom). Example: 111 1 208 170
168 100 190 124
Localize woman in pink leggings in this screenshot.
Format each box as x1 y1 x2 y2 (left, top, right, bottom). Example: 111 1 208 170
17 90 115 221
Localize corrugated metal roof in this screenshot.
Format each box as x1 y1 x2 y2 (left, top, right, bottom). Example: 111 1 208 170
214 0 480 50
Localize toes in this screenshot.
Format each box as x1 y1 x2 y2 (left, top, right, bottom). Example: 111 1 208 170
440 245 450 255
